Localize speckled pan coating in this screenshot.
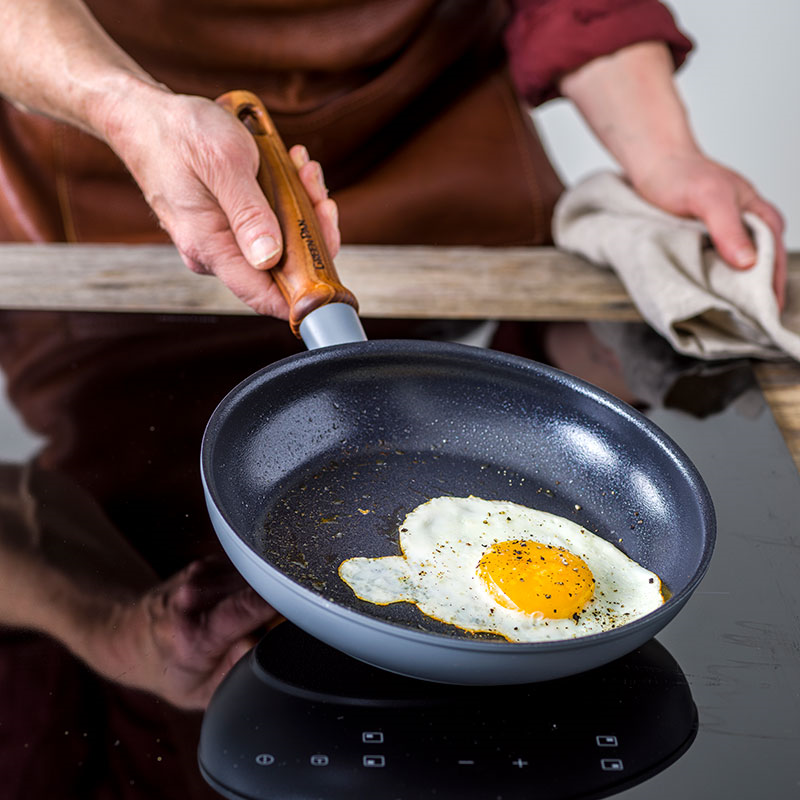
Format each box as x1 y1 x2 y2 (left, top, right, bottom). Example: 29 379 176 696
201 340 715 684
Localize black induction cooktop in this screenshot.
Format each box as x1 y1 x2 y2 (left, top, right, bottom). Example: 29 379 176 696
198 367 800 800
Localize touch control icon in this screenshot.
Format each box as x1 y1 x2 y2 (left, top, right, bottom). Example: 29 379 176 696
255 754 275 766
601 758 624 772
310 755 329 767
596 735 619 747
362 731 384 744
363 755 386 768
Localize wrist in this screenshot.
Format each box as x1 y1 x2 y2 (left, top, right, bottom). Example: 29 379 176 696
78 598 141 681
615 128 702 190
7 557 125 667
560 41 702 185
88 71 173 146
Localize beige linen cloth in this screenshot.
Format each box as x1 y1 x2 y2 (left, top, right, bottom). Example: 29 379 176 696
553 171 800 361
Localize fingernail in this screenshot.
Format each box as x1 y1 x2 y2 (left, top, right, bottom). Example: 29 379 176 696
248 234 281 267
734 246 756 268
314 163 327 195
293 145 309 168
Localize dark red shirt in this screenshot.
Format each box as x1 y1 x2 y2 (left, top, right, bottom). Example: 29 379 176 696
505 0 693 106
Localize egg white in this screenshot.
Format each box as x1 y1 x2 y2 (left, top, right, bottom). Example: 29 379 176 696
338 495 665 642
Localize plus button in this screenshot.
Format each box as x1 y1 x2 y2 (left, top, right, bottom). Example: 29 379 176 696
511 758 529 769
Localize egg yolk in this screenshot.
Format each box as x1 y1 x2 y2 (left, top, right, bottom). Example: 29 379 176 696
477 540 595 619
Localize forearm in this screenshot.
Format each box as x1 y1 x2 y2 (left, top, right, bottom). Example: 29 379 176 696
559 39 787 302
0 463 154 659
0 0 166 138
0 543 116 656
559 41 700 184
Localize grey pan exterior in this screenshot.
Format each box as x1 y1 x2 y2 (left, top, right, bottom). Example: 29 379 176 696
201 340 716 685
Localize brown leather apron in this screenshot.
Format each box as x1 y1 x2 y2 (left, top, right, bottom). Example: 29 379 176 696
0 0 563 571
0 0 562 246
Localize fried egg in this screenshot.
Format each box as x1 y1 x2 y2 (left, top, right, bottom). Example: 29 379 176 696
338 496 664 642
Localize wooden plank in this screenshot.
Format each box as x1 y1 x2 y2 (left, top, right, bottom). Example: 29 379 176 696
754 360 800 473
0 243 797 326
0 243 640 320
336 246 643 321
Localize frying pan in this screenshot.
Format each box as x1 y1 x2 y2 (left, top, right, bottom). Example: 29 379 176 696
202 92 716 684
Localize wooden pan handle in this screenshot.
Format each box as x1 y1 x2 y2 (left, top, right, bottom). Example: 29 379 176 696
216 90 359 337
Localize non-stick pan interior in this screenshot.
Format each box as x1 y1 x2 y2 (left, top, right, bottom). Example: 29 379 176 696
203 340 714 640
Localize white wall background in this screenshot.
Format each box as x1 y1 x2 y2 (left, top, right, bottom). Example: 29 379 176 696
533 0 800 248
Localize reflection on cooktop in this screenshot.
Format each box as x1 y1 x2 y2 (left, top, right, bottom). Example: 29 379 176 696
0 309 798 799
199 622 697 800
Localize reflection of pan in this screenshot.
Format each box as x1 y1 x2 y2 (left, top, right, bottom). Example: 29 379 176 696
199 622 698 800
201 92 715 684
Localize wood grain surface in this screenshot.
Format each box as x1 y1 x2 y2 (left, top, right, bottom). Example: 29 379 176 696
754 361 800 471
0 244 642 319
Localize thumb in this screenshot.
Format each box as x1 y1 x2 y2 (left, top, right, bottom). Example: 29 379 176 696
699 195 757 270
214 163 284 270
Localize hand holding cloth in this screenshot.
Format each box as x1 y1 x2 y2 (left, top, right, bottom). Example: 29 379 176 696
554 171 800 361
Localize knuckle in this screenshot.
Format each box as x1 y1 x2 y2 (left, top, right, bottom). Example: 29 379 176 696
758 203 785 234
196 140 232 175
193 126 257 179
178 246 212 275
171 582 200 612
171 229 213 275
185 258 212 276
145 190 170 219
693 175 729 205
228 203 270 237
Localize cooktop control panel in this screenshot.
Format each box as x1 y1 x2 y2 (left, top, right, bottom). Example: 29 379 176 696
199 623 696 800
